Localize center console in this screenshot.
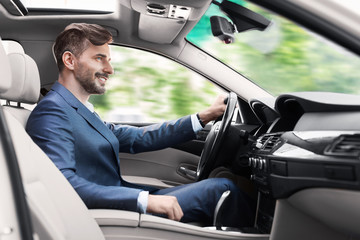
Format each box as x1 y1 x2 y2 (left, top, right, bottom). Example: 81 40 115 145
248 131 360 234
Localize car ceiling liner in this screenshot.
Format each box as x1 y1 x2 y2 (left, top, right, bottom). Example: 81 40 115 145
0 0 28 16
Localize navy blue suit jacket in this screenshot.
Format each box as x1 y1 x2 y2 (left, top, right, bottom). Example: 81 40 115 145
26 82 196 212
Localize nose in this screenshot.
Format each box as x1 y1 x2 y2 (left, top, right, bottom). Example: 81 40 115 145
104 61 114 75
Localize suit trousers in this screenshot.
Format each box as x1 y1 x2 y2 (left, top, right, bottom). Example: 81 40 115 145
151 178 255 227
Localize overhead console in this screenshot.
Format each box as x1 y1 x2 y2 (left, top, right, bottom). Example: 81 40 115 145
131 0 211 44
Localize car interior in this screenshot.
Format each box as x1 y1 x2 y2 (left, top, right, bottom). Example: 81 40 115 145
1 0 360 240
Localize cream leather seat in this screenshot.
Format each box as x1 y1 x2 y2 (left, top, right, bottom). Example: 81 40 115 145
1 40 40 126
0 38 11 93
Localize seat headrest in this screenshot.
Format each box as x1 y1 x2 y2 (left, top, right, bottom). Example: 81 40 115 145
0 41 41 104
0 38 12 93
2 40 25 54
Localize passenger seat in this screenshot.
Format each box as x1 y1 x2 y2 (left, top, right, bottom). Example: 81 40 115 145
0 40 40 126
0 37 11 93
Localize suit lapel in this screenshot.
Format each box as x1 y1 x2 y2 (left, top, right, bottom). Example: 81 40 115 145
76 106 119 152
52 82 120 161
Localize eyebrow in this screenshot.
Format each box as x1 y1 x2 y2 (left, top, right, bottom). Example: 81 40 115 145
95 54 107 58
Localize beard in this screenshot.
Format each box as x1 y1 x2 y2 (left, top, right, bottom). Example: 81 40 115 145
74 62 108 95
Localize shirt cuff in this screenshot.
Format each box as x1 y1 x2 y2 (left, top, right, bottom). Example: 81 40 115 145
191 114 203 133
137 191 149 213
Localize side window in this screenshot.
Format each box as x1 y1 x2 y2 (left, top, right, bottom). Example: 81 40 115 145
90 46 224 123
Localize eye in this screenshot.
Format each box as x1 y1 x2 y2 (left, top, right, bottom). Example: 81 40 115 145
96 56 103 61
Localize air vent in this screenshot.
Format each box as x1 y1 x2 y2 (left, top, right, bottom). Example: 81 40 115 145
263 135 281 151
255 133 282 152
325 134 360 157
256 135 269 147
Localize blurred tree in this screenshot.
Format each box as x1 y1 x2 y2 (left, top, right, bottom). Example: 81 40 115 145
90 47 221 121
188 1 360 96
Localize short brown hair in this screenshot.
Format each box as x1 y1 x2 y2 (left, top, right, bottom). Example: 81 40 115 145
54 23 113 72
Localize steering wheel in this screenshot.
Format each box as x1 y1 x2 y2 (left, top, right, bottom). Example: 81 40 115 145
196 92 238 181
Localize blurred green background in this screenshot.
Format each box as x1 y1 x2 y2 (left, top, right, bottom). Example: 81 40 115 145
90 47 223 122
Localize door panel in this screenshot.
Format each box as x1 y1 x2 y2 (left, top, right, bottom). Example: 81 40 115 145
118 123 210 188
119 142 201 187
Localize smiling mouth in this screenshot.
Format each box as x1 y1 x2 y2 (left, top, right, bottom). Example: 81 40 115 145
98 76 107 84
95 73 109 84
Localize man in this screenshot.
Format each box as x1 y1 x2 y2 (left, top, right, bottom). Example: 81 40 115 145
26 23 254 226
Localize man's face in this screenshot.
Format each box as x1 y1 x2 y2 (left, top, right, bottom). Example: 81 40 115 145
74 43 114 95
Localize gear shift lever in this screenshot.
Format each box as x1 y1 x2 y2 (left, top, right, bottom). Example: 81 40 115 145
213 190 231 230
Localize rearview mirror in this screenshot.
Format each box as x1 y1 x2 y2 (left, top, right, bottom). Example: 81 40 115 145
210 16 235 44
210 0 271 44
218 0 270 33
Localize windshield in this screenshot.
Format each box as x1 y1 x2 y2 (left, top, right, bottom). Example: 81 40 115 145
187 0 360 96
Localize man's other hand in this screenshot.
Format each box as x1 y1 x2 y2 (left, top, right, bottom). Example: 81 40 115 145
147 195 184 221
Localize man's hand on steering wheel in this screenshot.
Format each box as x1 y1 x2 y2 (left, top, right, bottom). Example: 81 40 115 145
197 95 227 126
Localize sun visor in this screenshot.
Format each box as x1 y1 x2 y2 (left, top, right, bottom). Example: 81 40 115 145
138 14 186 44
132 0 193 44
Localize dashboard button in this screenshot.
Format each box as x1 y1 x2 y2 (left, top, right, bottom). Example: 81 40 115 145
248 157 253 166
259 159 263 170
262 159 267 171
250 174 256 181
252 158 257 168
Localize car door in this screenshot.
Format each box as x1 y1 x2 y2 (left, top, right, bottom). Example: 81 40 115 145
118 126 210 187
89 46 225 187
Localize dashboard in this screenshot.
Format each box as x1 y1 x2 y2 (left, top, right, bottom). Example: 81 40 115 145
247 92 360 233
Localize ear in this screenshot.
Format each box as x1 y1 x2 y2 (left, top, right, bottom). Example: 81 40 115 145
62 51 76 71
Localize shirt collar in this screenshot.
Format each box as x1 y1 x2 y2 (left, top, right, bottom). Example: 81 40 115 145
85 101 95 113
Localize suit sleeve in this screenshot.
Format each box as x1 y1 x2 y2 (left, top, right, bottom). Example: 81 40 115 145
107 115 197 153
26 102 142 211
